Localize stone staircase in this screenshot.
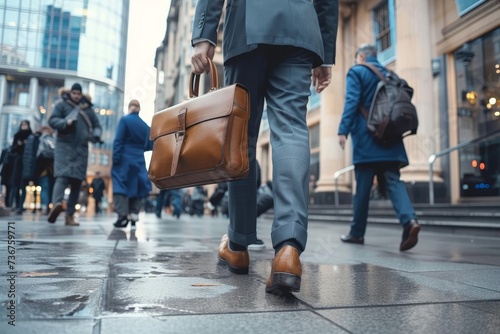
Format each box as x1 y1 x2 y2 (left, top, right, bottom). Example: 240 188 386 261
262 202 500 235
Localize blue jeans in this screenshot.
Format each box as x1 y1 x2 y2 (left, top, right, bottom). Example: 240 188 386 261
156 189 182 218
39 175 54 207
349 162 416 238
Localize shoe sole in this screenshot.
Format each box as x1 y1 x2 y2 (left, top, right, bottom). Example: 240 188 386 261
266 273 301 295
218 257 248 275
248 244 265 251
47 205 63 223
400 224 421 251
340 239 364 245
113 217 129 228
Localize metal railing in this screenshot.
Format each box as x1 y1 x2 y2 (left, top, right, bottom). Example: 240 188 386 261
333 165 354 206
428 129 500 205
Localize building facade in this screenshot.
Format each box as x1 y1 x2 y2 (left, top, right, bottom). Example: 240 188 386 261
0 0 130 210
155 0 500 205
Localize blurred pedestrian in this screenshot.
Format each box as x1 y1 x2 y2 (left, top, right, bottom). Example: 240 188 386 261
111 99 153 229
47 83 102 226
22 126 44 213
155 189 183 219
189 186 206 217
10 120 33 214
90 171 106 214
35 126 56 214
0 147 13 207
191 0 339 294
337 44 420 251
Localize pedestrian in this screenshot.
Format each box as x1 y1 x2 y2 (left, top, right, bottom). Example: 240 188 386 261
90 171 106 214
189 186 206 217
111 99 153 229
309 174 317 204
22 126 44 213
337 44 421 251
35 126 56 215
191 0 339 294
47 83 102 226
10 120 33 214
0 146 13 208
155 189 183 219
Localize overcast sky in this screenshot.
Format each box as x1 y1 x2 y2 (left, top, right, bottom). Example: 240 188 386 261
124 0 171 126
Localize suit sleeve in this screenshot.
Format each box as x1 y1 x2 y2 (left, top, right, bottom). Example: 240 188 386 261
314 0 339 65
338 68 363 137
191 0 225 45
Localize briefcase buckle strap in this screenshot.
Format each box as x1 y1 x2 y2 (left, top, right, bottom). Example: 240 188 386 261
171 108 187 176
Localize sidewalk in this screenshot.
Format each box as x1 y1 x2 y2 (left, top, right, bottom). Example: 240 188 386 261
1 211 499 333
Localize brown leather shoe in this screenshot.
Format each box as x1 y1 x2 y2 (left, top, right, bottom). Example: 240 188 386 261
218 234 249 274
47 203 64 223
266 246 302 295
64 215 80 226
400 219 420 251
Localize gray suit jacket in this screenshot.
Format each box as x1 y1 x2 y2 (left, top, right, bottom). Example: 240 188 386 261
191 0 339 67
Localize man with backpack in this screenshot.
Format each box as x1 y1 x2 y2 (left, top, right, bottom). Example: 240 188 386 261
337 44 420 251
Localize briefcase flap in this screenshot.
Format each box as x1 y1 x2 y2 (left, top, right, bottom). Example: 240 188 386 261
150 83 247 141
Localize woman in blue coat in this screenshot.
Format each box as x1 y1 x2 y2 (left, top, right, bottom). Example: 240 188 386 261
111 100 153 228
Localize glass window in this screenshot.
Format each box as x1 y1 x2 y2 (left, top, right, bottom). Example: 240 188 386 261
455 0 487 16
455 27 500 198
372 0 396 64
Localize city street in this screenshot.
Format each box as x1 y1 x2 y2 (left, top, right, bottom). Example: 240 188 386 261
0 211 499 334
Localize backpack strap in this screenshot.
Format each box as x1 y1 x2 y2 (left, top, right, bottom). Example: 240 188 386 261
358 63 387 82
356 63 387 119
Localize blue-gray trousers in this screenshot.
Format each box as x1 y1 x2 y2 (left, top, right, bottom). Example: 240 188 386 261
224 45 314 252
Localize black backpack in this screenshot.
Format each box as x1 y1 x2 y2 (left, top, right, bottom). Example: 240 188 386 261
358 63 419 147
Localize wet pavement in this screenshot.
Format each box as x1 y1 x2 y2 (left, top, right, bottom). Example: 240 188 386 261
0 211 499 334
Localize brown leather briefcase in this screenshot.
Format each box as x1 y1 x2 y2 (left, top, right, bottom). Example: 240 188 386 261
148 59 250 189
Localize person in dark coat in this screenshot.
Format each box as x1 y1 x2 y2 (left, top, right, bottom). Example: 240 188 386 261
337 44 420 251
34 126 56 214
111 99 153 228
90 171 106 215
21 127 44 213
10 120 33 214
1 146 14 208
47 83 102 226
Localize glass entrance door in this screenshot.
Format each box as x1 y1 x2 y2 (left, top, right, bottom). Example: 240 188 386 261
454 27 500 198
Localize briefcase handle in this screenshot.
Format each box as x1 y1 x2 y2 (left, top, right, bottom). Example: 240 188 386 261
189 58 219 98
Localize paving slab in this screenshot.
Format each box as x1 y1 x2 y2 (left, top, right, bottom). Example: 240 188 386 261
0 212 499 334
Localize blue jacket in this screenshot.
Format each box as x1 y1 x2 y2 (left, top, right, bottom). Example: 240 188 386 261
338 57 409 166
111 112 153 197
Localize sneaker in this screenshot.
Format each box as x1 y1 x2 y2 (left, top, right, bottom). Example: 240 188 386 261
248 239 266 251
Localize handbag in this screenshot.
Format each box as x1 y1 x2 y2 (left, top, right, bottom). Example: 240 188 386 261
148 59 250 189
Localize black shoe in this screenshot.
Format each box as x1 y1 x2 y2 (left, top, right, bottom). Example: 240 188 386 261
400 219 421 251
48 203 64 223
340 234 364 245
113 216 129 228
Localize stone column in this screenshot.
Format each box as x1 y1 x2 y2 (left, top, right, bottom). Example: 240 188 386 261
395 0 444 203
395 0 438 183
315 4 352 203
